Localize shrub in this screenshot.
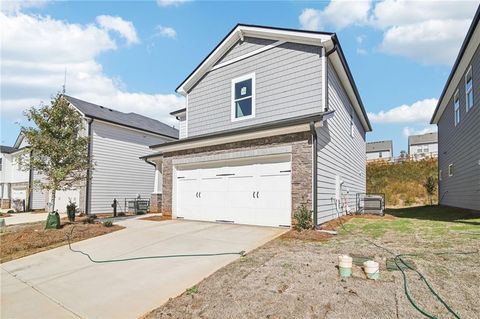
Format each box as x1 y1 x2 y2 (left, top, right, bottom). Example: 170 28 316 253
102 220 113 227
294 204 313 231
83 215 96 224
7 210 15 214
423 176 437 205
186 285 198 295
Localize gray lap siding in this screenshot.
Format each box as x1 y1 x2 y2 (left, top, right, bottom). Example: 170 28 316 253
187 40 323 137
161 132 313 224
438 45 480 211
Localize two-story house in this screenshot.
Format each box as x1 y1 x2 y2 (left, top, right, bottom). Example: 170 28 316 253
143 24 372 227
1 96 178 214
0 136 30 211
431 6 480 211
408 132 438 160
366 140 393 162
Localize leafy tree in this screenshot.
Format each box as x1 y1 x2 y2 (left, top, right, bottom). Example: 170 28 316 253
20 93 91 211
423 175 437 206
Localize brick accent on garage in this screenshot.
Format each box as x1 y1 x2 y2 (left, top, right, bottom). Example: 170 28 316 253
161 132 313 225
150 193 162 214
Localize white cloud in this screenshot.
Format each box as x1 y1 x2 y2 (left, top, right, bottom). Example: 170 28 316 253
368 98 438 124
299 8 322 31
1 0 49 14
155 25 177 39
1 12 184 129
156 0 189 7
356 48 367 55
299 0 372 31
299 0 478 65
96 15 139 45
402 126 437 138
380 19 472 64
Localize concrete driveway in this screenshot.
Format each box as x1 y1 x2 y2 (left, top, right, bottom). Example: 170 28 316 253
1 218 286 319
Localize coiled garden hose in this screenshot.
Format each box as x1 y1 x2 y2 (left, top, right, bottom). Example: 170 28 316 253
66 226 246 264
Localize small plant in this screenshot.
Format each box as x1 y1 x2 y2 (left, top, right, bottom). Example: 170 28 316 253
186 285 198 295
423 176 437 206
7 210 15 214
102 220 113 227
83 215 96 224
66 199 77 222
294 204 313 231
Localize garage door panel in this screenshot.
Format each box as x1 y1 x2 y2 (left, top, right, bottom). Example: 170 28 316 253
200 177 225 221
175 156 292 227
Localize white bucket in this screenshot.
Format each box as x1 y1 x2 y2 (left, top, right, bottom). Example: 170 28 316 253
363 260 379 280
338 255 353 277
338 255 353 268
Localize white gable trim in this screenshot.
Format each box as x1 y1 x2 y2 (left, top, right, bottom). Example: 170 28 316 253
177 25 333 95
212 40 286 71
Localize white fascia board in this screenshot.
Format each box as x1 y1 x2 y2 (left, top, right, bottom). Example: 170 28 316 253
329 51 370 132
151 123 312 153
432 25 480 124
177 26 333 95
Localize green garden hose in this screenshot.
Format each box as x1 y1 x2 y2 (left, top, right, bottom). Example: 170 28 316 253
336 217 478 319
66 226 245 264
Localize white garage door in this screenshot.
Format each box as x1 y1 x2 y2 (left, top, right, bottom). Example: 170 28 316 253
175 156 291 227
11 188 27 201
52 189 80 213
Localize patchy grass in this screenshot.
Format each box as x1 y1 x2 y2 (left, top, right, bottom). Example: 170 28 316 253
0 217 124 263
144 206 480 319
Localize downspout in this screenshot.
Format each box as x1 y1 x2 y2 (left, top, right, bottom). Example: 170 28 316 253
144 158 156 167
27 150 33 211
325 41 337 113
85 118 93 215
309 121 318 228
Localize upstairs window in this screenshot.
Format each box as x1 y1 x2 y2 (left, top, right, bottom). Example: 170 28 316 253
379 152 382 158
454 90 460 126
465 66 473 111
231 73 255 121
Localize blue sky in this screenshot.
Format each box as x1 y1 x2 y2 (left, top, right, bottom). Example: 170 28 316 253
1 0 478 154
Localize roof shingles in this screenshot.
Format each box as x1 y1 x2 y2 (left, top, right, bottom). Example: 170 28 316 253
63 95 179 139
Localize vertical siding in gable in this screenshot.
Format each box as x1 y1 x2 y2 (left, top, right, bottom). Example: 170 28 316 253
188 41 323 137
438 45 480 211
316 61 366 224
89 121 171 213
215 37 277 65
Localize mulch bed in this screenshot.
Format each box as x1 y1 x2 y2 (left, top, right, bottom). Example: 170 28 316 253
0 217 124 263
321 213 395 230
140 215 170 222
280 229 333 241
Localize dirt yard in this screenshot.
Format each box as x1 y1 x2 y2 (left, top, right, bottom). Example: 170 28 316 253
1 217 124 263
145 206 480 319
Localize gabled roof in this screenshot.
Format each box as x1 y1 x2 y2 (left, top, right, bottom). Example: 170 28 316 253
431 5 480 124
366 140 392 153
408 132 438 146
0 145 17 154
176 23 372 132
63 95 178 139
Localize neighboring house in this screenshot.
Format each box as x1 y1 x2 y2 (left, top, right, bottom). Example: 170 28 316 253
1 96 178 213
143 24 372 228
366 140 393 162
0 137 30 211
431 6 480 211
407 132 438 160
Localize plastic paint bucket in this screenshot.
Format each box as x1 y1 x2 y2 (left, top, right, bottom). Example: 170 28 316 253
363 260 380 280
338 255 353 278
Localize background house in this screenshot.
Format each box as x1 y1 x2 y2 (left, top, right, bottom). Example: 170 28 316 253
366 140 393 162
0 137 30 211
408 132 438 160
1 96 178 214
431 6 480 211
144 24 372 227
